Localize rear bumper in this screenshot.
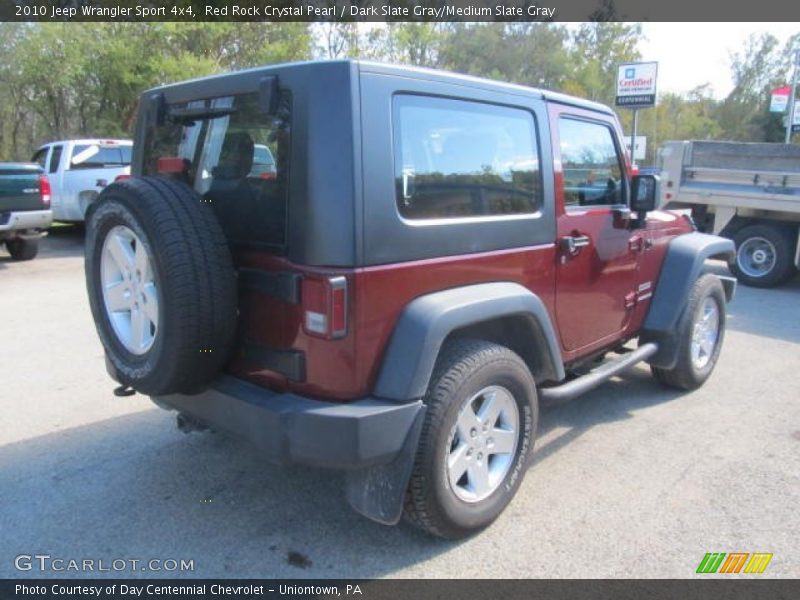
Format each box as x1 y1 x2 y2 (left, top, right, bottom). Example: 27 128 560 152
0 209 52 233
153 376 424 470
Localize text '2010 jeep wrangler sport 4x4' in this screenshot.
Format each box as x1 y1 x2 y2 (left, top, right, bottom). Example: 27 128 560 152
85 61 736 539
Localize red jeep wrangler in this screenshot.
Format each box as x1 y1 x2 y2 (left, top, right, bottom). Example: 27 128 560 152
85 61 735 539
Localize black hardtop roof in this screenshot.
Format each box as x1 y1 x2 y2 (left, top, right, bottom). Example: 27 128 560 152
146 59 615 116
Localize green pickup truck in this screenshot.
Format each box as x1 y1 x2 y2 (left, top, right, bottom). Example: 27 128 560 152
0 163 52 260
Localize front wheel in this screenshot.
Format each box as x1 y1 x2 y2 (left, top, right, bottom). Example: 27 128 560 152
404 340 537 539
651 274 726 390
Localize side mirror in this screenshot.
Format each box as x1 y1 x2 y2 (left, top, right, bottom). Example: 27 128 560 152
630 174 660 214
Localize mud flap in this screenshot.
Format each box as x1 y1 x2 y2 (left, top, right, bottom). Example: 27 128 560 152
345 406 426 525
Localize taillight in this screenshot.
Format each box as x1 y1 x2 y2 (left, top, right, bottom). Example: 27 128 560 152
302 276 348 339
115 174 131 182
39 175 51 206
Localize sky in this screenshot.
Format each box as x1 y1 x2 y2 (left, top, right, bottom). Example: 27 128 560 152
638 23 799 98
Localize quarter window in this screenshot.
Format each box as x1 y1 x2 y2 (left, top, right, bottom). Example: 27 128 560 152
558 118 625 208
393 95 541 220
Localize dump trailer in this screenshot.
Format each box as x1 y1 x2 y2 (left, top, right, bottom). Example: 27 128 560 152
658 140 800 287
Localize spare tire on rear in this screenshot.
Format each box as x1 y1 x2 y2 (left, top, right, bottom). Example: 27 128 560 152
85 176 237 396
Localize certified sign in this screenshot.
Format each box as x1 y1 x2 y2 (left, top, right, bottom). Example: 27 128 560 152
615 62 658 108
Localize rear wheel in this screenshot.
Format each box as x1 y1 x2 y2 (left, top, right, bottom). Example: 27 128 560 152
651 274 726 390
404 339 537 539
730 223 796 288
5 238 39 261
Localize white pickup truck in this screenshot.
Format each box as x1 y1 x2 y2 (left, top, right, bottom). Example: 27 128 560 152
658 140 800 287
31 139 132 222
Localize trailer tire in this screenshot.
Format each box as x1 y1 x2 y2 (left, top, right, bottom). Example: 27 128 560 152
730 223 796 288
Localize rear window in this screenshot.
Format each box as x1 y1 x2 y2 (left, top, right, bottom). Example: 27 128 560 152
393 95 541 221
142 91 290 249
70 144 131 170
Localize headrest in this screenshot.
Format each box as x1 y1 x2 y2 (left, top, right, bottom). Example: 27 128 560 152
214 131 255 180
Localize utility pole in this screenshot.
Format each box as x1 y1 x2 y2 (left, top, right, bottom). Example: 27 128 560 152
786 49 800 144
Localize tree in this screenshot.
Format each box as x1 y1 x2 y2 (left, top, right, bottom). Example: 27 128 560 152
716 34 783 141
315 23 383 59
2 22 794 162
565 23 642 105
0 24 37 159
0 23 311 160
437 23 571 90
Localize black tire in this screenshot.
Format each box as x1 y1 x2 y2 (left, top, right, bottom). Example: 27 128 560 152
404 339 538 539
6 238 39 261
651 274 726 390
85 177 237 396
730 223 796 288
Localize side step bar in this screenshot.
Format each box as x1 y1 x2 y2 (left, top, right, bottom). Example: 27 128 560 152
539 342 659 405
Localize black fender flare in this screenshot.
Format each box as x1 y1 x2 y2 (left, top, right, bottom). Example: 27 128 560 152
374 282 565 401
643 232 735 369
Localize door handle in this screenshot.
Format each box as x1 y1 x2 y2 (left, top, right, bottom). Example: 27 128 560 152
629 235 645 252
560 234 591 256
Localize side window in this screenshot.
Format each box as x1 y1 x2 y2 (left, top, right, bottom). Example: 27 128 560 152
393 95 541 220
558 118 625 208
49 145 63 173
31 147 48 169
